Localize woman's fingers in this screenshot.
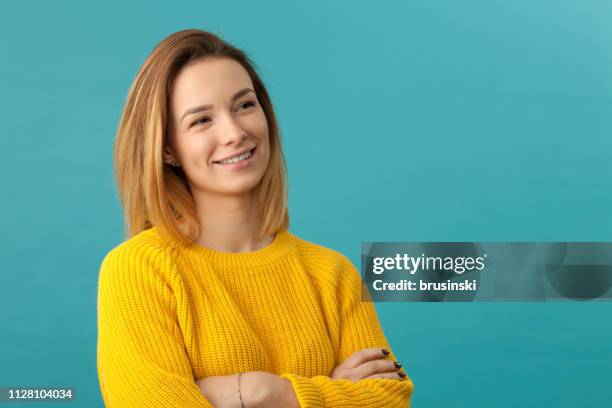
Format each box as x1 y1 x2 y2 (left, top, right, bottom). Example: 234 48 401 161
331 347 405 382
355 358 400 378
342 348 390 369
365 371 406 380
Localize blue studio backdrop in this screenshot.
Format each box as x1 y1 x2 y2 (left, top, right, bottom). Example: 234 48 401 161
1 1 611 407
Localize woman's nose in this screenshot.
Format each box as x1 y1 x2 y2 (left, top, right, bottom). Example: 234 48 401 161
218 113 246 144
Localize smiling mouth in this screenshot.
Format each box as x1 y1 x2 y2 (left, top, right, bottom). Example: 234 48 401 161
213 147 256 165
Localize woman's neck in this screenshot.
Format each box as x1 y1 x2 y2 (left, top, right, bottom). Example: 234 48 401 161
193 191 273 253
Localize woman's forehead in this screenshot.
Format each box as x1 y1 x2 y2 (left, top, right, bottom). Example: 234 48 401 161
171 58 253 111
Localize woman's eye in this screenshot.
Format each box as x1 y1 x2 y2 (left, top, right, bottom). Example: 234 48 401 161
238 100 256 110
191 101 255 127
192 117 210 127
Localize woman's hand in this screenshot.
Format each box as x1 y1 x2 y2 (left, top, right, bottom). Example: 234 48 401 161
196 371 299 408
196 375 243 408
330 348 404 381
242 371 299 408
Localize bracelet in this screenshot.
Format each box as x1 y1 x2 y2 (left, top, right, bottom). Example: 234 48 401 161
238 372 246 408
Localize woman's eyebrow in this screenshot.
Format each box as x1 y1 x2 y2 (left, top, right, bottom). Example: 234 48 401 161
180 88 255 122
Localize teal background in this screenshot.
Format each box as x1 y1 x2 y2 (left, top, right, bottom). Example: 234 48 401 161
1 0 610 406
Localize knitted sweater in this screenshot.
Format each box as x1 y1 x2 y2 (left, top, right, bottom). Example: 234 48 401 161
97 227 414 407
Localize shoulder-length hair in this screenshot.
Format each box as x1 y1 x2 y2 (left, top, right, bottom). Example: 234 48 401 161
113 29 289 245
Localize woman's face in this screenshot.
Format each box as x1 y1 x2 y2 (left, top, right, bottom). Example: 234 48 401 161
166 57 270 197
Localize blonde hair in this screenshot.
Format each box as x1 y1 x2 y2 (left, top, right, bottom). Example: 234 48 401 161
113 29 290 245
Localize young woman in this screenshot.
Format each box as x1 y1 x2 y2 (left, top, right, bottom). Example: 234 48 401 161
97 29 414 408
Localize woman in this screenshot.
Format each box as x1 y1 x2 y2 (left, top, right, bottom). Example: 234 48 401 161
97 29 414 408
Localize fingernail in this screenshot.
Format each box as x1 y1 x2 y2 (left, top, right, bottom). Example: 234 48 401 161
394 361 402 369
381 349 389 356
398 372 406 378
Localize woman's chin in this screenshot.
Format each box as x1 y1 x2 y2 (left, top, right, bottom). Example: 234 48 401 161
212 178 264 196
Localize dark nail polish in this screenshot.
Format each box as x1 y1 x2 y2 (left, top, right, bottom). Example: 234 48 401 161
394 362 402 369
381 349 389 356
398 372 406 378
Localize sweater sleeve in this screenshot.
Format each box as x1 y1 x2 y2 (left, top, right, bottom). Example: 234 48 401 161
97 242 212 407
279 254 414 407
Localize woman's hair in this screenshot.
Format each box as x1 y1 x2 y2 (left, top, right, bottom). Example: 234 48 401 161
113 29 290 245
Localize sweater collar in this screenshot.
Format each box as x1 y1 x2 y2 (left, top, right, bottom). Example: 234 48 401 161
150 227 295 268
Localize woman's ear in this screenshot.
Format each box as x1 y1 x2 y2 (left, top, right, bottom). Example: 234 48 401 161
163 146 180 167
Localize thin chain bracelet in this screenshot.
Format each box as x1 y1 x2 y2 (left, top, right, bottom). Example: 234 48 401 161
237 372 246 408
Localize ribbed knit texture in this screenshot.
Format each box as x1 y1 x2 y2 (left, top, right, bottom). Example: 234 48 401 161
97 227 414 407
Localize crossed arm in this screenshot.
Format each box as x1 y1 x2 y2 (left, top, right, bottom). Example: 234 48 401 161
196 348 407 408
196 371 298 408
97 247 413 407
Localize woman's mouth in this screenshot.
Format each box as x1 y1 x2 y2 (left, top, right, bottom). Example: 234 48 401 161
213 147 256 169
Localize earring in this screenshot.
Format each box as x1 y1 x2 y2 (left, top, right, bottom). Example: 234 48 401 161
164 146 180 167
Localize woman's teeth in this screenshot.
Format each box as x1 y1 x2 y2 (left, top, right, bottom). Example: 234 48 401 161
218 149 253 165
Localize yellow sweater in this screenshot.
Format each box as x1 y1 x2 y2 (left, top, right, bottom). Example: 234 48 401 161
97 227 414 407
